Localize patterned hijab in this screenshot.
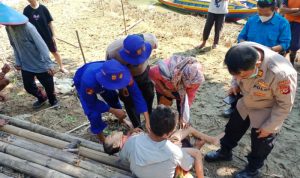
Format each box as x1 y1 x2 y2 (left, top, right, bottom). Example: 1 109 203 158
162 55 205 100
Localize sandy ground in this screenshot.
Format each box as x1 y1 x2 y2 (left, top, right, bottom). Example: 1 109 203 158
0 0 299 177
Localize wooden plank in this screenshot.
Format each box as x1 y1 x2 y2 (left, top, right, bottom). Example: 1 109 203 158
0 141 105 178
0 152 73 178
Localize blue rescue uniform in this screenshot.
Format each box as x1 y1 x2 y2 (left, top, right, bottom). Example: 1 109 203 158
73 61 148 134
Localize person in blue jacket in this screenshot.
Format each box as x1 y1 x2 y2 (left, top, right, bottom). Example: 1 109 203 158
238 0 291 54
73 59 150 143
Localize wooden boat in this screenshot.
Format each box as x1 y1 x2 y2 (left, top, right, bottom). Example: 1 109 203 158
158 0 257 21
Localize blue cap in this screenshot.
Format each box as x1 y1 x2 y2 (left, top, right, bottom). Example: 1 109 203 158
119 35 152 65
0 3 28 25
96 59 131 90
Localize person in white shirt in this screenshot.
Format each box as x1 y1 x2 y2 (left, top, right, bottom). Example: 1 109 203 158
119 105 204 178
198 0 229 49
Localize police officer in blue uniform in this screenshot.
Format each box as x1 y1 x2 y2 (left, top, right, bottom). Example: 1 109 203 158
73 59 149 142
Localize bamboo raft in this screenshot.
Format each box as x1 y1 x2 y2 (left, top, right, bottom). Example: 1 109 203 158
0 114 131 178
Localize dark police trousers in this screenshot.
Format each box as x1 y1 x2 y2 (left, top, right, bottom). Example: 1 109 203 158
220 109 277 171
119 66 154 128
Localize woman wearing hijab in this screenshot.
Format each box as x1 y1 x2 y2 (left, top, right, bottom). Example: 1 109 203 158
149 55 205 126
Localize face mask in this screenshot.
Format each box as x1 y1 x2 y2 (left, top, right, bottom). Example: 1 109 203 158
248 67 259 79
259 13 273 23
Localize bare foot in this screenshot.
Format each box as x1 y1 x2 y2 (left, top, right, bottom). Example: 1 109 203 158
197 41 206 49
60 67 69 73
212 44 218 49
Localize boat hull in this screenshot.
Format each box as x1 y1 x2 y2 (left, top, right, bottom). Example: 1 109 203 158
158 0 257 21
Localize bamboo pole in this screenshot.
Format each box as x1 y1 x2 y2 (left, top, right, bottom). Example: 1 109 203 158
65 121 89 134
0 134 130 177
0 173 13 178
120 0 127 35
0 125 130 171
0 152 73 178
0 141 105 178
56 38 79 48
0 114 103 152
76 30 86 64
118 19 144 35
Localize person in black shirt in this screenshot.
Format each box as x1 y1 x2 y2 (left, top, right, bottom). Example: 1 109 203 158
23 0 67 73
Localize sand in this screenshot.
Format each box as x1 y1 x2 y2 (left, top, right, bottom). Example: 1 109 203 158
0 0 299 177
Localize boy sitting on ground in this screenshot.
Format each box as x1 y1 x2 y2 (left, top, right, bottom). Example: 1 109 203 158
114 105 205 178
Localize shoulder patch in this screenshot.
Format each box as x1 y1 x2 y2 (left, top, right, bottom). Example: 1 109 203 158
86 88 94 95
257 69 264 78
278 80 291 86
278 85 290 95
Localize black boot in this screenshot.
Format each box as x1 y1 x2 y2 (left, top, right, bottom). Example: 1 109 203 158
234 167 260 178
205 149 232 162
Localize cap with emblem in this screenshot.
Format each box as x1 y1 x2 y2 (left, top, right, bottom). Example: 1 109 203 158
96 59 131 90
0 3 28 25
119 34 152 65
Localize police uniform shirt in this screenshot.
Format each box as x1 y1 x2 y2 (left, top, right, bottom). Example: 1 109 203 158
233 42 297 133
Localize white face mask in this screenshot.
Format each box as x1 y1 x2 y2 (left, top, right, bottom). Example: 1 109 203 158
259 13 273 23
248 67 259 79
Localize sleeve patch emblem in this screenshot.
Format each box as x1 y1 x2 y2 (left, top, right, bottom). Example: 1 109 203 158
279 85 290 95
86 88 94 95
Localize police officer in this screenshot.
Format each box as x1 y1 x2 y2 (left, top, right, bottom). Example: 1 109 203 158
205 42 297 178
73 59 149 143
106 34 155 129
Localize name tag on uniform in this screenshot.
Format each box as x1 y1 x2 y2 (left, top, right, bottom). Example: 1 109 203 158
253 79 270 91
253 92 266 97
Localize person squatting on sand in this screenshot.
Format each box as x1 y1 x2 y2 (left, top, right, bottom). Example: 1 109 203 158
205 42 297 178
73 59 150 143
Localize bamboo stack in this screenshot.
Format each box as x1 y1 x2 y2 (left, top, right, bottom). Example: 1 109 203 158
0 114 131 178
